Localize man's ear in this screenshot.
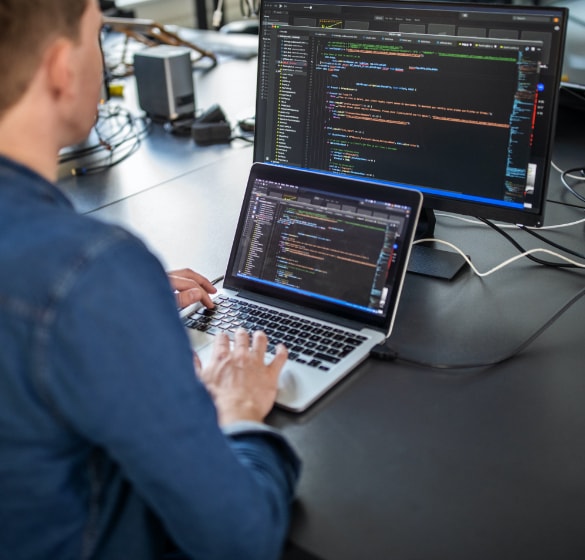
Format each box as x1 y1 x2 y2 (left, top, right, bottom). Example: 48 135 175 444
44 37 75 103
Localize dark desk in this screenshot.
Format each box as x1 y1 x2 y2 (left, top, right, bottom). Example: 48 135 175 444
58 50 585 559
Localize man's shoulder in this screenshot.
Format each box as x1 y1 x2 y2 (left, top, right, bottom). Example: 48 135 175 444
52 210 142 255
0 200 157 310
30 207 148 272
43 211 159 291
0 157 148 264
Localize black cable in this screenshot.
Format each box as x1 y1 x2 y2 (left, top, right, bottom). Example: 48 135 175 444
478 217 581 268
561 84 585 101
164 114 197 136
164 107 255 144
372 284 585 371
518 224 585 261
230 134 254 144
59 144 103 163
59 104 151 175
560 166 585 205
234 117 255 143
71 139 142 176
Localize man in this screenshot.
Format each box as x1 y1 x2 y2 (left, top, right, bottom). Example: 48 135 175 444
0 1 300 559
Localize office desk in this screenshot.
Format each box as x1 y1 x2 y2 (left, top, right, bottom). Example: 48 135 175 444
58 50 585 559
274 206 585 560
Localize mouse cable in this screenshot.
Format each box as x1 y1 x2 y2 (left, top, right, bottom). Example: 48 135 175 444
371 283 585 372
413 237 585 277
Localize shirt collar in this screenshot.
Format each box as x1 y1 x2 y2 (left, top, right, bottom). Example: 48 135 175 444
0 154 73 210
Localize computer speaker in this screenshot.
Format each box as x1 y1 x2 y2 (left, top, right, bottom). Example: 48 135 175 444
133 45 195 120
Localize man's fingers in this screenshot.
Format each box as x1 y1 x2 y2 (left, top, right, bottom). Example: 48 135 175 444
269 343 288 372
211 329 287 373
251 330 269 356
169 270 217 310
169 269 218 292
175 284 216 308
233 328 251 350
211 332 231 360
193 350 202 371
168 274 198 291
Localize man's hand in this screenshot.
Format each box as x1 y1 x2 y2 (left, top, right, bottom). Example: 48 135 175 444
197 329 288 426
167 268 217 309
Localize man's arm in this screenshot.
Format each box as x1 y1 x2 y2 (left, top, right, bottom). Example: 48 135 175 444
41 230 300 559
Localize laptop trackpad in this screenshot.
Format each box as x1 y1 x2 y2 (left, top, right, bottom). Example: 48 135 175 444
276 366 298 403
187 329 215 355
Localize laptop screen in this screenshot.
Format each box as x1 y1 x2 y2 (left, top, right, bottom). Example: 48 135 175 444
224 163 421 330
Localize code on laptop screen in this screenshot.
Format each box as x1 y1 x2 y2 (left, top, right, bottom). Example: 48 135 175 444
232 177 413 315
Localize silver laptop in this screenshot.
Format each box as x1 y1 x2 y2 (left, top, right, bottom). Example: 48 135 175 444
182 163 422 412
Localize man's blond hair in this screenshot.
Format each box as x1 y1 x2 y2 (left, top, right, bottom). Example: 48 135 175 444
0 0 89 118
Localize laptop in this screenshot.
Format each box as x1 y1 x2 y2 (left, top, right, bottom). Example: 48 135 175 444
182 163 422 412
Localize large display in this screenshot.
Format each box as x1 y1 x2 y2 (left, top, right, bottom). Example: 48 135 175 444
253 0 568 232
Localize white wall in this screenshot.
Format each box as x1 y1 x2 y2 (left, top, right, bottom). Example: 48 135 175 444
116 0 197 26
562 0 585 87
116 0 246 28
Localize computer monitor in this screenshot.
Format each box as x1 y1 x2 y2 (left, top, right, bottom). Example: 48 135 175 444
253 0 568 276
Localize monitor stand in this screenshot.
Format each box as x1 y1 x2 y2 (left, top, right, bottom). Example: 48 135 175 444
407 208 468 280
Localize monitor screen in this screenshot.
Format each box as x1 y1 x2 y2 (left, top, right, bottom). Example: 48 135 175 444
253 0 568 230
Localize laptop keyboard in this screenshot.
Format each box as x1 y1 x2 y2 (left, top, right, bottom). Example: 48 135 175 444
184 295 367 371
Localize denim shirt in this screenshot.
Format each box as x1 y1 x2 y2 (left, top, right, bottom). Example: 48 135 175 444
0 156 300 560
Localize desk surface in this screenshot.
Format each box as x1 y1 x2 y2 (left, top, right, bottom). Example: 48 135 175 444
58 48 585 560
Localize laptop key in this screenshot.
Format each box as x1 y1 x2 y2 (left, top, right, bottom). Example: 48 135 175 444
314 352 341 364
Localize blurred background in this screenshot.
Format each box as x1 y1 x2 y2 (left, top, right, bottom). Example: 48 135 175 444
105 0 584 90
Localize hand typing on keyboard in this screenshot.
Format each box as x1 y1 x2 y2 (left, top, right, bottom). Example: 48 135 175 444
167 268 217 310
196 328 288 426
185 295 367 372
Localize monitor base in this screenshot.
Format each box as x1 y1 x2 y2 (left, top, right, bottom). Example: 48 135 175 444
407 208 468 280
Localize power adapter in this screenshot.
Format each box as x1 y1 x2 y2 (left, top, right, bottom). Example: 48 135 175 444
196 104 227 124
191 103 231 145
191 122 232 144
